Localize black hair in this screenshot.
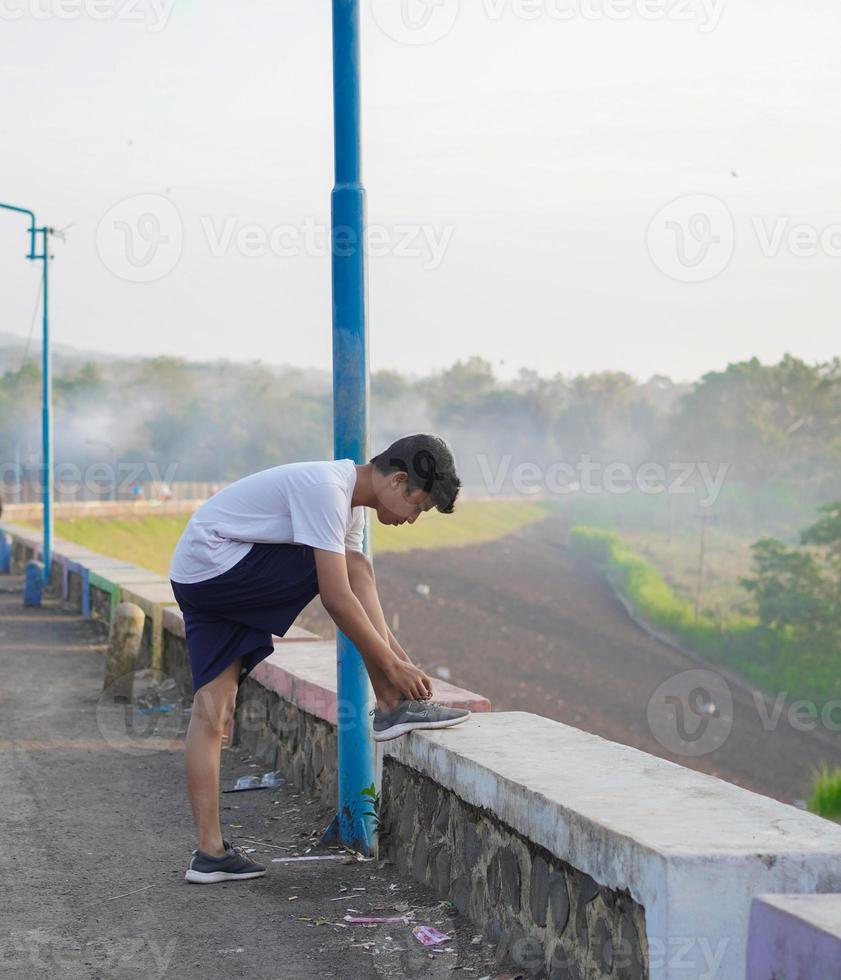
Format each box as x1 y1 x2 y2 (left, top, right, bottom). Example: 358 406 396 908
370 434 461 514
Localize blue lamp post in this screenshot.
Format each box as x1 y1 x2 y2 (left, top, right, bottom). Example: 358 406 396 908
320 0 377 855
0 204 53 594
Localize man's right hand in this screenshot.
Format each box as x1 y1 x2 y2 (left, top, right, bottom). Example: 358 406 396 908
386 658 433 702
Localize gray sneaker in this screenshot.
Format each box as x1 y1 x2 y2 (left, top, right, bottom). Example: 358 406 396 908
185 840 266 883
371 699 471 742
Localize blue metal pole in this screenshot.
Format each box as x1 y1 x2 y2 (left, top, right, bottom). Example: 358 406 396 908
0 204 52 588
40 227 53 584
320 0 376 855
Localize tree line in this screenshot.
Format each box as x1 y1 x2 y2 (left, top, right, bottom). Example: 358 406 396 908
2 351 840 525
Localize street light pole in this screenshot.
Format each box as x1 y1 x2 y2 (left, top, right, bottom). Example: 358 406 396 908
0 204 53 587
319 0 377 856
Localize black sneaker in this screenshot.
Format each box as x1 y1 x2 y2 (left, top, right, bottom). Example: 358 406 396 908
371 699 471 743
185 840 266 884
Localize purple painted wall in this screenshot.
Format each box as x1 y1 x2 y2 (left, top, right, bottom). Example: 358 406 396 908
747 895 841 979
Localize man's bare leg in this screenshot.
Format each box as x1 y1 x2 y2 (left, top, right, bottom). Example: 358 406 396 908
184 658 241 856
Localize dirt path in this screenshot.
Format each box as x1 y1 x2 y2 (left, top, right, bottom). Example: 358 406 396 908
300 512 841 804
0 577 510 980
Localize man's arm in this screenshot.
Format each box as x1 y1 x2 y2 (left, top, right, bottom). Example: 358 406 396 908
345 550 414 662
314 549 432 702
385 624 412 665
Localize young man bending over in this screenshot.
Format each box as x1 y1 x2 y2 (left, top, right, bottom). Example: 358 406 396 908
169 433 470 883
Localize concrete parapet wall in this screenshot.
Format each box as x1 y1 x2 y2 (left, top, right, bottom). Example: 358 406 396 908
384 714 841 979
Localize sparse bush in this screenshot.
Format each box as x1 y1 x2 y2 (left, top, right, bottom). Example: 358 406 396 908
808 764 841 822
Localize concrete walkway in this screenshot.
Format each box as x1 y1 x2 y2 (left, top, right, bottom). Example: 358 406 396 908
0 576 510 980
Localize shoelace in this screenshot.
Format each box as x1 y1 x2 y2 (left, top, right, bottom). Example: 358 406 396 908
416 700 445 711
370 698 445 717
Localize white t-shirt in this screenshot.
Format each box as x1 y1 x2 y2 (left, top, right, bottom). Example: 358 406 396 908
169 459 365 584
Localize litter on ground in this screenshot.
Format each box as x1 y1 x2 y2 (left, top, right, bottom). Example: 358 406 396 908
412 926 451 946
272 854 353 864
224 771 286 793
343 915 412 925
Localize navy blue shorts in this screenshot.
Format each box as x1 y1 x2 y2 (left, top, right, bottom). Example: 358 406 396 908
171 543 320 692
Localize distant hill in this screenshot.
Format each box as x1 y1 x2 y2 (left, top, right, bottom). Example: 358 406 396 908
0 331 331 388
0 330 122 375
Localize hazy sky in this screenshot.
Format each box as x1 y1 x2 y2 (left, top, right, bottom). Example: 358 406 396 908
1 0 839 382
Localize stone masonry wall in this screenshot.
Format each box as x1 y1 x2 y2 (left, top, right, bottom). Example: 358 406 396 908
11 539 34 571
379 761 648 980
161 630 194 703
233 677 339 806
68 569 84 610
89 584 112 626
